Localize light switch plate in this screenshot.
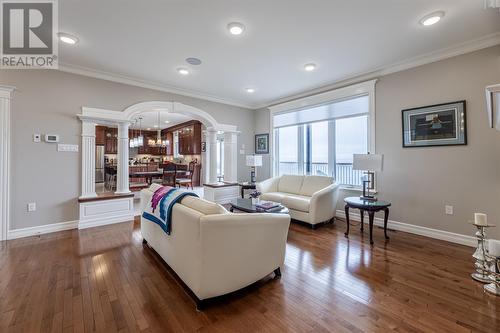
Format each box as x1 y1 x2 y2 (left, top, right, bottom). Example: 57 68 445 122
27 202 36 212
57 144 79 152
445 205 453 215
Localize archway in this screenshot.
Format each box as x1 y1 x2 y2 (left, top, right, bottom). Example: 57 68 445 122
77 101 238 199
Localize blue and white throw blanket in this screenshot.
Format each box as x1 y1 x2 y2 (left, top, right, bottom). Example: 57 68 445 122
142 186 198 235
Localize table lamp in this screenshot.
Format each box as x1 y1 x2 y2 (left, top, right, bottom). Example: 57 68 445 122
246 155 262 184
352 153 383 201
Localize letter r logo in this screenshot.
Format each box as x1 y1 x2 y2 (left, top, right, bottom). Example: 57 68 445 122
2 1 53 54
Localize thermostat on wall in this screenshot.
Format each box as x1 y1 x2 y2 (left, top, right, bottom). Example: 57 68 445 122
44 134 60 143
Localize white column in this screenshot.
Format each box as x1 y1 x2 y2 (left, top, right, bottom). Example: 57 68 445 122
116 122 131 194
207 129 218 184
201 131 209 184
223 132 238 183
80 120 97 199
0 86 14 241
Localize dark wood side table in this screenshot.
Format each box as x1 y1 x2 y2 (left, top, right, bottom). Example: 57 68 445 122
238 183 256 198
344 197 391 245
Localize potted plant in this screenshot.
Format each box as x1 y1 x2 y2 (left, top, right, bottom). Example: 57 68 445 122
250 191 261 205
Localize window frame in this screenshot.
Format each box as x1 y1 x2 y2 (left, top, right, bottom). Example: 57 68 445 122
269 79 377 190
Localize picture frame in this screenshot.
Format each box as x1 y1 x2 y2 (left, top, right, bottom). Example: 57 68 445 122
255 133 269 154
402 100 467 148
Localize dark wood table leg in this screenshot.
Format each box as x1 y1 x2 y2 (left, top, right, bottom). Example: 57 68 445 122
241 186 244 198
344 205 350 237
383 207 390 240
368 211 375 245
360 210 364 232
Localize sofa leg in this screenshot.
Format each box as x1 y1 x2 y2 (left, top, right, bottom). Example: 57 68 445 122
142 238 147 245
311 224 317 230
329 217 335 224
196 299 207 311
274 267 282 278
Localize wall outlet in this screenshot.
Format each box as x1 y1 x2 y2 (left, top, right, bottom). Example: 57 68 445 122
33 134 41 143
445 205 453 215
27 202 36 212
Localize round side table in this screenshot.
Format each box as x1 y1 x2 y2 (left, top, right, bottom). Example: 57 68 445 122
344 197 391 245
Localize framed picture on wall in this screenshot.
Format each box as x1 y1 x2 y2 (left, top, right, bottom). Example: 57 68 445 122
255 133 269 154
402 100 467 148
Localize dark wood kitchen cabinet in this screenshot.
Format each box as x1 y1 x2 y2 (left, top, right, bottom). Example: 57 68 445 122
105 128 118 154
96 126 106 145
177 122 202 155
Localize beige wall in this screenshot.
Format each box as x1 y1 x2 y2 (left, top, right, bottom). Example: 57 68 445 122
257 45 500 239
1 70 254 230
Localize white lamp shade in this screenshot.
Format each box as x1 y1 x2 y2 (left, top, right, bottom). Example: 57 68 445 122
352 154 383 171
246 155 263 167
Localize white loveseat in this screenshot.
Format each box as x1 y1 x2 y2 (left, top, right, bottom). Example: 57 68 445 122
257 175 340 228
140 184 290 309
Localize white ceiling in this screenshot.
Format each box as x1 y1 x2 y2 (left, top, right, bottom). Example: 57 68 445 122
130 111 192 130
59 0 500 108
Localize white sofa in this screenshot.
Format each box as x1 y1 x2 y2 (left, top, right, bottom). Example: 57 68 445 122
257 175 340 228
140 184 290 309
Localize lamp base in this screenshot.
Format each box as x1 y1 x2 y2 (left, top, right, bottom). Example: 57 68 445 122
360 195 378 201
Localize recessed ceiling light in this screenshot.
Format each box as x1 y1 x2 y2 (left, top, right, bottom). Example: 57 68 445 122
246 88 255 93
147 128 151 130
420 11 444 26
186 57 202 65
58 32 79 45
177 68 190 75
164 120 170 124
227 22 245 35
153 125 159 128
304 63 316 72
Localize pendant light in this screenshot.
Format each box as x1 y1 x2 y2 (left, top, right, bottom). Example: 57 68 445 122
137 117 144 147
156 111 163 147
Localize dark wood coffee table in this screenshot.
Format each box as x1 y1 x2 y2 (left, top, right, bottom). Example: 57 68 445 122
229 198 289 214
344 197 391 245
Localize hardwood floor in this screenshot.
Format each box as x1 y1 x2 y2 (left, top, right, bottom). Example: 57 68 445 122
0 217 498 332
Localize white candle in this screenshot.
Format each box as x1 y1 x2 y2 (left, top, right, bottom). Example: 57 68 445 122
474 213 488 226
488 239 500 257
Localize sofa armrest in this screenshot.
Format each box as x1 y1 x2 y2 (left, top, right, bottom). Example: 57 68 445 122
256 177 280 194
196 213 290 299
309 182 340 223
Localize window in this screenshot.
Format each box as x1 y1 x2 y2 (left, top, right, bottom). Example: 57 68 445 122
271 80 375 187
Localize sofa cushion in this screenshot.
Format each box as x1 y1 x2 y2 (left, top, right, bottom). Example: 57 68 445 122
282 194 311 213
181 196 227 215
278 175 305 195
260 192 287 203
299 176 333 196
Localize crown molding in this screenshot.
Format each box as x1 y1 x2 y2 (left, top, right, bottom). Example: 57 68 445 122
57 32 500 111
58 63 256 110
263 31 500 109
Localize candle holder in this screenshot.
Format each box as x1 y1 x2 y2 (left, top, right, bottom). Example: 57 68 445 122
470 222 495 283
484 255 500 296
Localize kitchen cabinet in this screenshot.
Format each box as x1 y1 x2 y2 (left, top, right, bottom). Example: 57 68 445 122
175 122 201 155
96 126 106 145
105 128 118 154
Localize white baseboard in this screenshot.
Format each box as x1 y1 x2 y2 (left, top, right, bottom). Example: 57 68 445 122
336 210 476 247
8 220 79 240
78 214 133 229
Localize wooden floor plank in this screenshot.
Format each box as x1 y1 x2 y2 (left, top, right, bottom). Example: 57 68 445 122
0 217 498 333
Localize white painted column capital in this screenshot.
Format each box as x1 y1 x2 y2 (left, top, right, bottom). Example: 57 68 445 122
207 129 218 184
116 122 131 194
223 132 238 183
0 86 15 241
80 119 97 199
